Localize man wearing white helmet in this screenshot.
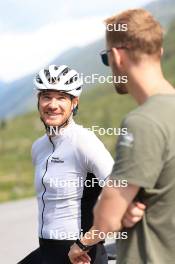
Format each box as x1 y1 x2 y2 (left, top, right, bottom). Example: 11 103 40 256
18 65 145 264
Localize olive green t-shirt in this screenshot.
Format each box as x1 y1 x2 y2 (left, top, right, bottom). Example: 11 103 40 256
111 95 175 264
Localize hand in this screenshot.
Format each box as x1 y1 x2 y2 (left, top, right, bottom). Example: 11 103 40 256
68 243 91 264
122 202 146 228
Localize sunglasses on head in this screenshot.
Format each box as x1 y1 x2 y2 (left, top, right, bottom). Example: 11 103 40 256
100 46 130 66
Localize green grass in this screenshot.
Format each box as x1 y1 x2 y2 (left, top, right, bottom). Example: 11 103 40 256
0 19 175 202
0 85 135 202
0 112 43 201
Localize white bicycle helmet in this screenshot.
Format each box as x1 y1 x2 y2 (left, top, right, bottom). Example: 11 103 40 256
34 65 83 97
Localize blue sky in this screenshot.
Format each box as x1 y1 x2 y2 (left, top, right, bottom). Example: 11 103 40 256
0 0 156 82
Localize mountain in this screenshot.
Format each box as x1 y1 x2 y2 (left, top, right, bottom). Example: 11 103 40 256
52 39 108 77
0 0 175 120
162 19 175 84
0 81 7 97
1 1 175 202
146 0 175 28
0 84 136 202
0 39 110 120
0 76 37 119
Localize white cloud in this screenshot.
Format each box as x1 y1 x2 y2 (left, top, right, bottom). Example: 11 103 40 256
0 0 155 82
0 0 155 32
0 17 105 82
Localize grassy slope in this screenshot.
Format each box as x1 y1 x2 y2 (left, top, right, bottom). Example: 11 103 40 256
162 20 175 85
0 86 135 202
0 20 175 202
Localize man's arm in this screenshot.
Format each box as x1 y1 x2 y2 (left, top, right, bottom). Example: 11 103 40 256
81 182 140 245
94 183 140 232
68 183 140 263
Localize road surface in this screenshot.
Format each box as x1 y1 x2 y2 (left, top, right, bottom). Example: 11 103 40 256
0 198 116 263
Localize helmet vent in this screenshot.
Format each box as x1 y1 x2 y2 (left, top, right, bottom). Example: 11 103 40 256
76 87 81 90
36 74 43 84
62 67 69 75
74 75 78 81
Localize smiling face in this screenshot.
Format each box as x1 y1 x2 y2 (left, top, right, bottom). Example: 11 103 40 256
38 90 78 127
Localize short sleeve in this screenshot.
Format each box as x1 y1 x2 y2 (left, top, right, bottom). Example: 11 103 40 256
84 133 114 181
110 114 166 188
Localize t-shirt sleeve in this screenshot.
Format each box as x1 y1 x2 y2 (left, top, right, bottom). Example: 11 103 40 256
110 114 165 188
84 133 114 181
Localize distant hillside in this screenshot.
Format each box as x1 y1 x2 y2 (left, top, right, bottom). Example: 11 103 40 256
162 19 175 84
0 81 7 97
0 0 175 120
0 39 109 120
0 18 175 202
146 0 175 28
0 76 37 119
52 39 109 78
0 85 135 202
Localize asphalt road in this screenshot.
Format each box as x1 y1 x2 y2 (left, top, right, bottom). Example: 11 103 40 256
0 198 116 264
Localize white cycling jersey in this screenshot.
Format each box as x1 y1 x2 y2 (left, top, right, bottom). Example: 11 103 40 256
32 119 114 240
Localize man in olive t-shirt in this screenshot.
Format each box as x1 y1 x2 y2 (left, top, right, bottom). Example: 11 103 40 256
111 94 175 263
68 9 175 264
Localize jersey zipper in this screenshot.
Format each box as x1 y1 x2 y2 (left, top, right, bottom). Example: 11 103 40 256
41 137 55 238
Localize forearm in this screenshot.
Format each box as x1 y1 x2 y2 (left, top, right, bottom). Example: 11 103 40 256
93 192 123 233
80 224 122 246
80 225 105 245
80 184 139 246
80 191 123 245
